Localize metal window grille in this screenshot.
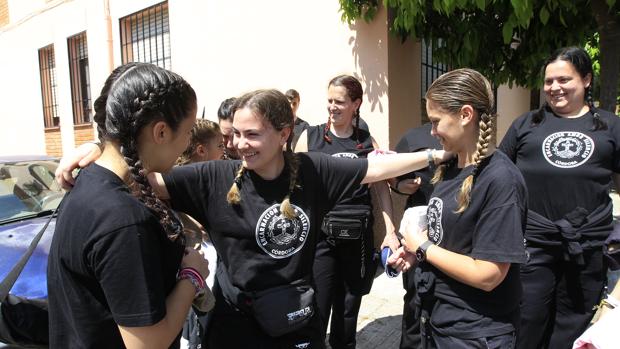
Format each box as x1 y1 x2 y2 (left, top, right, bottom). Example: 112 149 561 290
38 45 59 128
120 1 171 68
421 40 449 100
68 31 92 124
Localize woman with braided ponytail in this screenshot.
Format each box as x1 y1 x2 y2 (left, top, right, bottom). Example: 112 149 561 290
389 68 528 348
499 47 620 349
47 63 209 348
295 74 398 349
55 87 452 348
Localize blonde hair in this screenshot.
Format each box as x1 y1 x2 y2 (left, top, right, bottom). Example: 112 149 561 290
226 89 299 219
177 119 222 166
427 68 496 213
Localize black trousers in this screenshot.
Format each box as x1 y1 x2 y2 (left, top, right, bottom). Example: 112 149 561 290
313 236 377 349
205 285 325 349
400 268 422 349
517 244 607 349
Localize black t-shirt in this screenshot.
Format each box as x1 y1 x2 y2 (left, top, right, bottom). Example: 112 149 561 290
394 123 441 207
48 163 184 349
163 152 367 292
499 108 620 222
422 151 527 338
306 124 374 205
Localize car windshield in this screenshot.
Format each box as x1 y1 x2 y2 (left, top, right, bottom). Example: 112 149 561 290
0 159 64 223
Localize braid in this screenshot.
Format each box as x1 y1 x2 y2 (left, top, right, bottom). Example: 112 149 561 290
431 158 456 185
586 86 607 131
280 150 300 219
455 113 494 213
120 141 184 241
355 110 363 149
324 118 333 143
227 164 245 205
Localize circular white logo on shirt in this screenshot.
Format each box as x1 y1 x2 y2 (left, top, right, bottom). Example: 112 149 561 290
332 152 358 159
255 204 310 259
427 197 443 244
542 131 594 168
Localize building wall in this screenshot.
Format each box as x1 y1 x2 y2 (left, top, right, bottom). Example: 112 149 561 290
0 0 530 156
497 84 531 142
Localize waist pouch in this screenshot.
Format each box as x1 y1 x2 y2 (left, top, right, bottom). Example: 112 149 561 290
321 205 371 240
250 279 315 337
216 267 315 337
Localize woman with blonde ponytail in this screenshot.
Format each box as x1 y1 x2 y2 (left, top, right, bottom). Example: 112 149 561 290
390 68 528 348
55 88 452 348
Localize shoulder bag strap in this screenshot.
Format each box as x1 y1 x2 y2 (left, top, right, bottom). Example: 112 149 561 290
0 208 57 302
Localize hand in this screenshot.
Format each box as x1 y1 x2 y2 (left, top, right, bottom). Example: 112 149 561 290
55 142 102 190
387 246 416 272
400 224 429 253
396 178 421 195
381 231 401 252
181 247 210 280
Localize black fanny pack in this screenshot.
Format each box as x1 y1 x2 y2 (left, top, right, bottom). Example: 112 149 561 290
321 205 371 240
250 279 315 337
216 267 315 337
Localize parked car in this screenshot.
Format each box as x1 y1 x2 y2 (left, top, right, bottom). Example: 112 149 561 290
0 155 63 300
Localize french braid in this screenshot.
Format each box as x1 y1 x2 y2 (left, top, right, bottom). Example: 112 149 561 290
426 68 496 213
100 63 196 241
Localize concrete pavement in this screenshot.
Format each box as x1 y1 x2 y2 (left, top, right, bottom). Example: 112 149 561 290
326 273 405 349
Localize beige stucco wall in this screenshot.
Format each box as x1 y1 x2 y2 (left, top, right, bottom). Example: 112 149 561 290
496 84 531 143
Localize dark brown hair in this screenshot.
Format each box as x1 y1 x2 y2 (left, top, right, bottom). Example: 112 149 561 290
226 89 299 219
93 62 197 241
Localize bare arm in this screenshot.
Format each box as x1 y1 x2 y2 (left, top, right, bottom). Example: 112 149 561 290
423 245 510 292
118 280 195 348
368 137 399 251
362 150 449 184
148 172 170 200
294 130 308 153
401 226 510 292
119 248 209 348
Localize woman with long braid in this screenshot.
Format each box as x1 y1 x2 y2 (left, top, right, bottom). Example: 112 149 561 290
295 75 398 349
55 88 451 348
391 68 527 348
499 47 620 349
47 63 209 348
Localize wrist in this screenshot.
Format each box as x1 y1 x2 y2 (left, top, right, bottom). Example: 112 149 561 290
426 149 436 169
390 180 407 195
177 267 206 297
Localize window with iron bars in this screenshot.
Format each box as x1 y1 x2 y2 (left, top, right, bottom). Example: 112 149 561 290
120 1 171 68
68 31 92 125
38 45 59 128
421 40 449 122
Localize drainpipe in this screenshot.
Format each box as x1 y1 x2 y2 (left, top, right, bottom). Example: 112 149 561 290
104 0 113 72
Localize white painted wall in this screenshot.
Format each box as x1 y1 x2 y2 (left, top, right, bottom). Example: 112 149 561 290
0 0 528 156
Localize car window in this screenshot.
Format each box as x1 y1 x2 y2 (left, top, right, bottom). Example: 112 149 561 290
0 159 64 222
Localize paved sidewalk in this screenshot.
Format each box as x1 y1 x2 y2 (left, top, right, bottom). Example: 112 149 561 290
326 273 405 349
